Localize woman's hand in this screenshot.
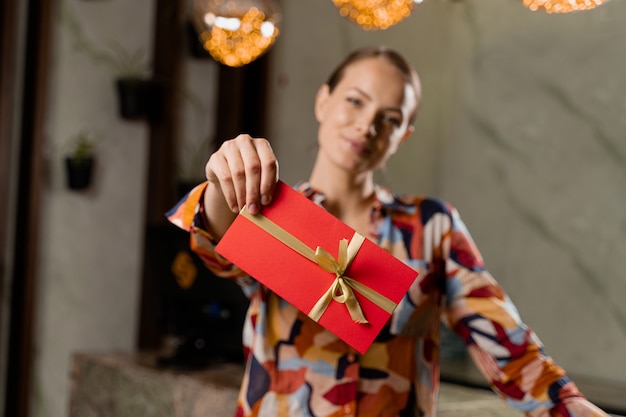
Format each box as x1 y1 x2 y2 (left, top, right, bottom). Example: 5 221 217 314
203 134 279 238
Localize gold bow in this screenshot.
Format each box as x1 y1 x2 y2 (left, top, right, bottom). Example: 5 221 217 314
241 207 397 324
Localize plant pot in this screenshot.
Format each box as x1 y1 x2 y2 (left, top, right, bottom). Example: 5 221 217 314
65 156 95 190
116 78 160 120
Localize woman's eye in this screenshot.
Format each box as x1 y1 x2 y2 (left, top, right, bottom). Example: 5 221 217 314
347 97 361 106
382 115 401 127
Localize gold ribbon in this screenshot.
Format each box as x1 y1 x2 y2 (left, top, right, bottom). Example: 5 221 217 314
240 206 397 324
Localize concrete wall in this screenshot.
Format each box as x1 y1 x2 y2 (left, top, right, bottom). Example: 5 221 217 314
33 1 223 415
33 1 155 416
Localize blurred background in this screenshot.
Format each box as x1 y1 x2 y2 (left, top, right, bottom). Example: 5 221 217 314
1 0 626 416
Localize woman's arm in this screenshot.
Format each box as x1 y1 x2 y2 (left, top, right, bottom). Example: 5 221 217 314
442 206 609 416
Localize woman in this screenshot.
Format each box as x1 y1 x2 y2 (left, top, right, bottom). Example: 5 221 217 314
167 46 608 417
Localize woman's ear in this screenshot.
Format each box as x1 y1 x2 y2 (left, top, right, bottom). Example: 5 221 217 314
314 84 330 123
400 125 414 145
389 125 414 156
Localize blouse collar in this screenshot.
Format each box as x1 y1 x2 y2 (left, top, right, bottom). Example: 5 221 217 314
293 181 416 216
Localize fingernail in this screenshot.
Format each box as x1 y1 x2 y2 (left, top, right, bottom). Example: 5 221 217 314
248 203 258 213
231 205 240 213
261 195 270 205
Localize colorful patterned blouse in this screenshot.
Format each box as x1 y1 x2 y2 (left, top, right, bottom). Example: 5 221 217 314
166 181 607 417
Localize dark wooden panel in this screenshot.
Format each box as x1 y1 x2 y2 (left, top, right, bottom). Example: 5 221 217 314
3 0 55 416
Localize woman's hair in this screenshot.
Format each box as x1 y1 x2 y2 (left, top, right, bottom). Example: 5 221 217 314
325 46 422 124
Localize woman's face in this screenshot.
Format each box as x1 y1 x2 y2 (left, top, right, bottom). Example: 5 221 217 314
314 57 417 174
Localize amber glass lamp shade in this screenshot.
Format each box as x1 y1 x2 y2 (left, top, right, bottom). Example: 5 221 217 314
192 0 281 67
332 0 423 31
521 0 610 13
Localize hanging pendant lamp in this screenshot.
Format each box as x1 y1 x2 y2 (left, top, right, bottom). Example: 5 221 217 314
520 0 610 13
191 0 281 67
331 0 423 31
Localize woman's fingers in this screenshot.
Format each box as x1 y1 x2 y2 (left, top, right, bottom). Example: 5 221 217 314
253 139 279 211
206 135 278 214
236 136 263 213
206 148 241 213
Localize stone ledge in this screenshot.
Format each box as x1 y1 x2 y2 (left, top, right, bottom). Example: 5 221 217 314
69 351 625 417
69 352 243 417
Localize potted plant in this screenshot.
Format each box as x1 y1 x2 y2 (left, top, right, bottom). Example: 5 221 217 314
61 5 157 119
64 130 97 191
100 41 159 120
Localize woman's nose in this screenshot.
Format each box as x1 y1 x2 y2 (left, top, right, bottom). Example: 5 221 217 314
355 114 377 137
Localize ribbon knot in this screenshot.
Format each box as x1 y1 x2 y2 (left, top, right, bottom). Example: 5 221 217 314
309 238 368 324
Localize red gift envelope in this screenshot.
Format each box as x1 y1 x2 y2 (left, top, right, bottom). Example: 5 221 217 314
215 181 418 354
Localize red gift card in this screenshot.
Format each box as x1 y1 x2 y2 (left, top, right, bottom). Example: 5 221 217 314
215 181 418 354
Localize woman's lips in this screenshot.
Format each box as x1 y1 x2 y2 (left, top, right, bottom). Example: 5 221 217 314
344 137 369 154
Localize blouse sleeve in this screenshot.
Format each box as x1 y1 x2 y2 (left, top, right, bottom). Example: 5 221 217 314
442 205 608 417
166 182 250 281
